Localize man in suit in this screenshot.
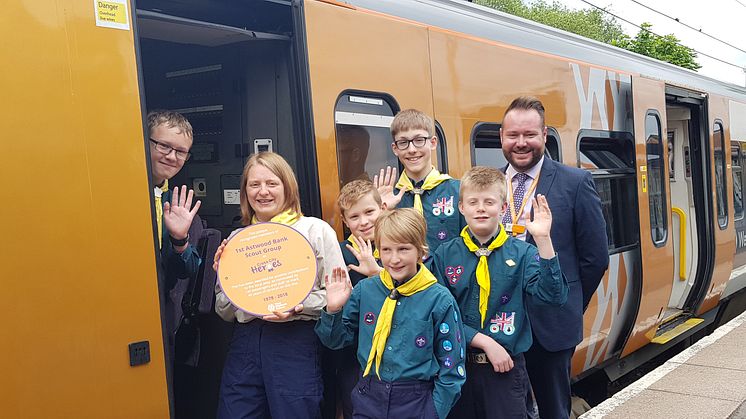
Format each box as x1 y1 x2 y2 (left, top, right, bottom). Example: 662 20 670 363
500 97 609 418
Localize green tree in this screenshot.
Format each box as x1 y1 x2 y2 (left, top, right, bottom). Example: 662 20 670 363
612 23 701 70
474 0 700 71
475 0 624 43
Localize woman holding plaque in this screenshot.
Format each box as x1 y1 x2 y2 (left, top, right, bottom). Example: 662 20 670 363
214 152 345 419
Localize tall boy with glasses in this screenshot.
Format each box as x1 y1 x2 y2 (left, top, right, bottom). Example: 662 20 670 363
375 109 465 252
147 110 202 359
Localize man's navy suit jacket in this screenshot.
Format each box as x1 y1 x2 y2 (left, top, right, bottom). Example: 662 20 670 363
514 158 609 352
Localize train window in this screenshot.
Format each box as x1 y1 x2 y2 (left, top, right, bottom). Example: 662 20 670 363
714 121 728 229
435 120 448 172
470 122 560 167
546 127 562 162
733 145 743 220
578 130 639 253
334 91 399 186
646 111 667 246
471 123 507 168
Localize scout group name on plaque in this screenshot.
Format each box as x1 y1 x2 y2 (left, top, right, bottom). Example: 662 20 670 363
218 222 317 316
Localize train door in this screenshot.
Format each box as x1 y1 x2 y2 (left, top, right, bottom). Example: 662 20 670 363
731 100 746 276
134 1 312 418
664 93 705 311
620 77 674 355
734 140 746 269
647 86 715 342
696 94 736 314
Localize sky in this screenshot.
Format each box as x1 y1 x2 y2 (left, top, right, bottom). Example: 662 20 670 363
548 0 746 87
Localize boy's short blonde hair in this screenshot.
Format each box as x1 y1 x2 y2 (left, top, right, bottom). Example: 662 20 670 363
337 179 383 217
374 208 429 258
147 110 194 142
390 109 435 139
459 166 507 203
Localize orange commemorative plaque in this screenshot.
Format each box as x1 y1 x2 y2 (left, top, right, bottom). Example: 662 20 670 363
218 222 317 316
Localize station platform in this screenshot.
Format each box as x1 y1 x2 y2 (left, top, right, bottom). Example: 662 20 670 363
582 309 746 419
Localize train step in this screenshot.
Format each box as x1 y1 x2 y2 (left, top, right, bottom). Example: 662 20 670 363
651 315 704 345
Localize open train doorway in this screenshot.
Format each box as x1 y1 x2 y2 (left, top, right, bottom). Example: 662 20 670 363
662 87 714 324
134 1 312 418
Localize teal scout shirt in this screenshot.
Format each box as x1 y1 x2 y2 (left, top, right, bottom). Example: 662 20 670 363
395 178 465 252
430 235 568 356
315 275 466 419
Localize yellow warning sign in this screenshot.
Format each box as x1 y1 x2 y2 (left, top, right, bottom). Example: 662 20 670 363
94 0 130 30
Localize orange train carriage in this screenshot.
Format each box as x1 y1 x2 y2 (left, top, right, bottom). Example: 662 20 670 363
4 0 746 417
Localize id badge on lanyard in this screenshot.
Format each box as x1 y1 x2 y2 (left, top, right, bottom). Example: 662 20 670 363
505 174 539 237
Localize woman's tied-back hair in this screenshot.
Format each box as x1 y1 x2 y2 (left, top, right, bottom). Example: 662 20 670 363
390 108 435 139
374 208 429 258
147 110 194 142
337 179 383 217
503 96 546 128
239 152 301 225
459 166 507 204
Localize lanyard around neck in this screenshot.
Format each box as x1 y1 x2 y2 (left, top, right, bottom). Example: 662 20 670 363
507 172 540 225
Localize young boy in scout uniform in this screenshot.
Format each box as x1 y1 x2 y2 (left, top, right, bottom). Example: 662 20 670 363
429 166 568 419
324 179 386 419
374 109 464 252
338 179 385 285
317 208 466 419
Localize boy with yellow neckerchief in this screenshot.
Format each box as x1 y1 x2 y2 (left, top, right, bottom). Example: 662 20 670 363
429 166 568 419
375 109 464 252
324 179 385 419
316 208 466 419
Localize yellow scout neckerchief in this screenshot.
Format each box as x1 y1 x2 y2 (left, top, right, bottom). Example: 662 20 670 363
154 180 169 249
251 208 302 225
460 226 509 327
364 264 437 378
395 168 451 215
347 234 380 260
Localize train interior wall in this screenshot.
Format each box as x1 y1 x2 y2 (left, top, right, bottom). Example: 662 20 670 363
139 38 298 238
666 105 701 311
136 4 298 417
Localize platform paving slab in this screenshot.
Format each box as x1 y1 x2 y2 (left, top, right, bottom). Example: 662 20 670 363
581 310 746 418
684 329 746 371
601 389 740 419
647 363 746 402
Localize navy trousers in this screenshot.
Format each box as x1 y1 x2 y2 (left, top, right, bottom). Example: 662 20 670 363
352 376 437 419
217 320 323 419
449 353 528 419
524 340 573 419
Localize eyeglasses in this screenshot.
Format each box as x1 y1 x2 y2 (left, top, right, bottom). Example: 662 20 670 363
393 136 430 150
149 138 192 161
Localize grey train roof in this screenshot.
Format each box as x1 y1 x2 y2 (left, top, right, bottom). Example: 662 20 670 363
341 0 746 102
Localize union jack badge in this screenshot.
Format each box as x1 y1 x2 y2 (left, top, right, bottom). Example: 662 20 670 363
432 196 455 216
489 311 516 335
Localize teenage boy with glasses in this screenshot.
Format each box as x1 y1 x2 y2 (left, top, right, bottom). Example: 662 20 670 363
375 109 465 252
147 110 202 361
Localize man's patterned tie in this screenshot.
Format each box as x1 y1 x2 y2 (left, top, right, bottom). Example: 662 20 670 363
503 172 529 225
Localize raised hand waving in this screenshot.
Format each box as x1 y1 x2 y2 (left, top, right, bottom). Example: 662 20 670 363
163 185 202 242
